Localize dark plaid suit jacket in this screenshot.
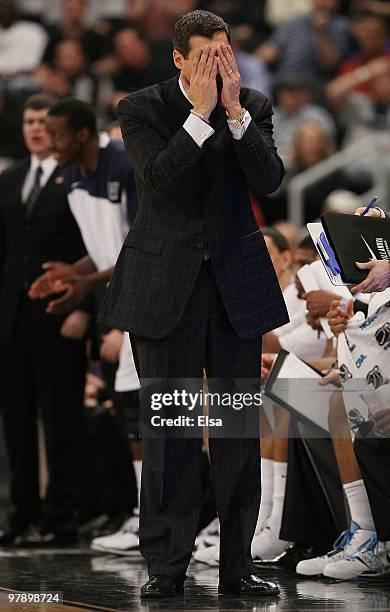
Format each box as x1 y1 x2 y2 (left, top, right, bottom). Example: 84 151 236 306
99 75 289 339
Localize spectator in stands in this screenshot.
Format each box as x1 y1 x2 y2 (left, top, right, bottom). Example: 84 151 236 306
338 13 390 99
327 56 390 145
0 0 47 78
265 0 311 28
126 0 198 41
231 27 270 97
35 39 99 105
43 0 111 66
256 0 350 83
273 121 372 222
273 76 336 167
109 26 176 110
324 189 362 213
291 119 336 169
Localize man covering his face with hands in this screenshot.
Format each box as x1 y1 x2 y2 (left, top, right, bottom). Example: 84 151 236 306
100 9 287 599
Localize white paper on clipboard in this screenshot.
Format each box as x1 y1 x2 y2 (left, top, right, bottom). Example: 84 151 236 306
268 352 331 432
307 222 349 286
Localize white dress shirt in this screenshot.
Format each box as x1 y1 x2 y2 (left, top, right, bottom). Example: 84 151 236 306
178 76 252 147
21 155 58 203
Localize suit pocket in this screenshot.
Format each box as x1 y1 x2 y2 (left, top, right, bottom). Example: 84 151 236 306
124 230 164 255
239 229 266 255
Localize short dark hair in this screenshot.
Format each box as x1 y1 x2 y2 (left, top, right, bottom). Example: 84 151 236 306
262 227 290 253
48 97 97 137
173 10 231 58
298 235 317 253
24 93 58 112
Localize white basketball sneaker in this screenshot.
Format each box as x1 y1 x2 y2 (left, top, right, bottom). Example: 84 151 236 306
91 515 139 555
324 532 384 580
194 517 220 550
297 521 369 576
193 541 219 566
251 521 290 561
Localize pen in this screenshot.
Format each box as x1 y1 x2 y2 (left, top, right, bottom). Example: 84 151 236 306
361 196 378 216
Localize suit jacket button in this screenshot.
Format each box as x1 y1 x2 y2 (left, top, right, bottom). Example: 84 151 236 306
196 241 204 249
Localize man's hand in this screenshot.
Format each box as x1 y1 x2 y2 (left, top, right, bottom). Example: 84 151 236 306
354 206 382 217
306 312 322 332
352 260 390 294
327 298 353 337
182 46 218 119
45 275 92 315
100 329 123 363
261 353 275 379
60 310 91 340
28 261 75 299
371 409 390 438
217 44 242 117
304 290 341 319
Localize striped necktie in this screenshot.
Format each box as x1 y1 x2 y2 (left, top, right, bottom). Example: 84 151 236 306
25 165 43 216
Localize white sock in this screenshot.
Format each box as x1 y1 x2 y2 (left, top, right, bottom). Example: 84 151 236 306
133 459 142 515
343 479 375 531
256 458 274 533
268 461 287 537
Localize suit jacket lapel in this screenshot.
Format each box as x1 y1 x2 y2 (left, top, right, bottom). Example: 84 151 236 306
161 75 192 128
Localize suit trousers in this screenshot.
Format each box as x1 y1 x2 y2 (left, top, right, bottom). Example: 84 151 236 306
1 295 86 532
129 259 262 582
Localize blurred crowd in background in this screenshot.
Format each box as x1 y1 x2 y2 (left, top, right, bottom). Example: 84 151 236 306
1 0 390 223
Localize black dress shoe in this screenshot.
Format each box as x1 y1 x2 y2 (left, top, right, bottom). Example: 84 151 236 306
218 574 280 597
140 575 184 598
255 542 329 570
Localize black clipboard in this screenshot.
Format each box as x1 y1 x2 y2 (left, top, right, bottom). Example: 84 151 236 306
321 212 390 284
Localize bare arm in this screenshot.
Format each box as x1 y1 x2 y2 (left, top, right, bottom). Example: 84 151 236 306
326 56 390 106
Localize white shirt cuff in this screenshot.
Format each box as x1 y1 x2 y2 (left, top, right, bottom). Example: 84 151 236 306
227 110 252 140
183 113 214 148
